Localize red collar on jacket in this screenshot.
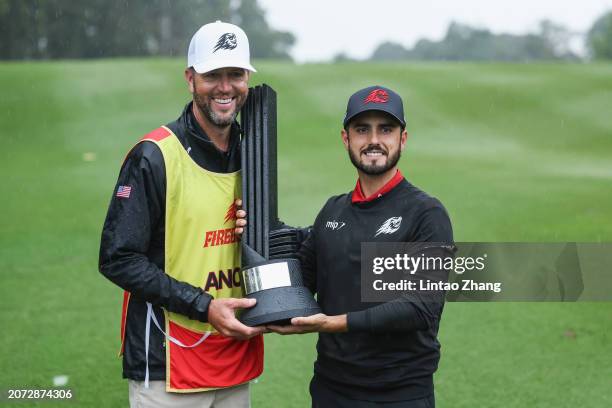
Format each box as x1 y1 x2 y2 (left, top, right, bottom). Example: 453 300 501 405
352 169 404 204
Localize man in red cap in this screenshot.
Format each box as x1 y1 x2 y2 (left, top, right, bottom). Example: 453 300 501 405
270 86 454 408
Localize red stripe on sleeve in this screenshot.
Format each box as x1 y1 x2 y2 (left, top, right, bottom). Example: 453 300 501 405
118 291 130 356
140 126 171 142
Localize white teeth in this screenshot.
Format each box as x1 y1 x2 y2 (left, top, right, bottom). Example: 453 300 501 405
365 151 383 156
214 98 232 104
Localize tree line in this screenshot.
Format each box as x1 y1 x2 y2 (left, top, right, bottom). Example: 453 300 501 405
366 12 612 62
0 0 295 60
2 2 612 62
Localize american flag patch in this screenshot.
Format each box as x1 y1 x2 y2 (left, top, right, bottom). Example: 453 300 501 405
116 185 132 198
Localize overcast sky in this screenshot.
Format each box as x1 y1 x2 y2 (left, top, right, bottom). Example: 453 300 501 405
258 0 612 62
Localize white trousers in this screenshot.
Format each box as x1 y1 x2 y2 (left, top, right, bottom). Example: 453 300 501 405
128 380 250 408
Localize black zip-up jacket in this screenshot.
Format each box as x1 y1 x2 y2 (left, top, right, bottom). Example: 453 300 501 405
99 102 241 380
298 178 454 401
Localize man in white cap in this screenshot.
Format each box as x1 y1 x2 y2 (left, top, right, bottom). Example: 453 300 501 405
99 21 264 407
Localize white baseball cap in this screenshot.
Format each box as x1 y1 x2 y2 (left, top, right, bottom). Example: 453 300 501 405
187 20 256 74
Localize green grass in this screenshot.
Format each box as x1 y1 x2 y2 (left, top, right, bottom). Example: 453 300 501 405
0 59 611 407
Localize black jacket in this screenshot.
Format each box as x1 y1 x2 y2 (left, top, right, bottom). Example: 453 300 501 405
99 102 241 380
298 178 454 401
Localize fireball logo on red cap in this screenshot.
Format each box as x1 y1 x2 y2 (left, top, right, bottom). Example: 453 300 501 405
363 89 389 104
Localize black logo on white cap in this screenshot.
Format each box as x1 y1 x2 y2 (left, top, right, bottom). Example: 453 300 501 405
213 33 237 52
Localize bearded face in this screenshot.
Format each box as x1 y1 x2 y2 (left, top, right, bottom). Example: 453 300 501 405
343 111 405 176
192 84 242 127
190 67 249 128
347 138 401 176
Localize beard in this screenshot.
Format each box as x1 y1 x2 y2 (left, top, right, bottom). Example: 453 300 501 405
193 92 238 127
191 79 246 127
348 143 401 176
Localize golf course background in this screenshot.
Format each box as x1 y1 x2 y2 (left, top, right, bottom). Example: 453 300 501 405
1 59 611 407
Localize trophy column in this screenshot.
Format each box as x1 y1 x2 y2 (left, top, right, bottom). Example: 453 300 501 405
239 84 321 326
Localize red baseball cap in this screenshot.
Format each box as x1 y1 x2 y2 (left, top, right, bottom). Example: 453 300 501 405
343 85 406 128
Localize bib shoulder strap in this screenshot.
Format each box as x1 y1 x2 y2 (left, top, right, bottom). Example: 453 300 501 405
140 126 171 143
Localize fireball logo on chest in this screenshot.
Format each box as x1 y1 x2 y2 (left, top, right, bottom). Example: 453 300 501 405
375 216 402 237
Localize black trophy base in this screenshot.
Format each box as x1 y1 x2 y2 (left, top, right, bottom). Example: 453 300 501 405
239 286 321 327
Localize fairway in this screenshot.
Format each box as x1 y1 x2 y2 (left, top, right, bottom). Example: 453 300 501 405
1 59 611 407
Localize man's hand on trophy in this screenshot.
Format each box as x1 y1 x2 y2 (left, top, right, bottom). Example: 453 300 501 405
207 298 268 340
267 313 348 335
234 198 246 237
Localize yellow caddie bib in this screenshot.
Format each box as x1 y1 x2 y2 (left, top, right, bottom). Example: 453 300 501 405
135 125 263 392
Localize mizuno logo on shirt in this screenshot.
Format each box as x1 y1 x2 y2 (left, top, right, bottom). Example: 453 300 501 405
325 220 346 231
375 216 402 237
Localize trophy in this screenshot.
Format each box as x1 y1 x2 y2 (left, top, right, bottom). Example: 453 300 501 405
238 85 321 327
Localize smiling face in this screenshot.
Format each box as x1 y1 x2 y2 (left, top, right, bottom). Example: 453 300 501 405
342 110 407 176
185 67 249 128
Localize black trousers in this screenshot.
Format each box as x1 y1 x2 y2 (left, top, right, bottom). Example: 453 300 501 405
310 377 435 408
